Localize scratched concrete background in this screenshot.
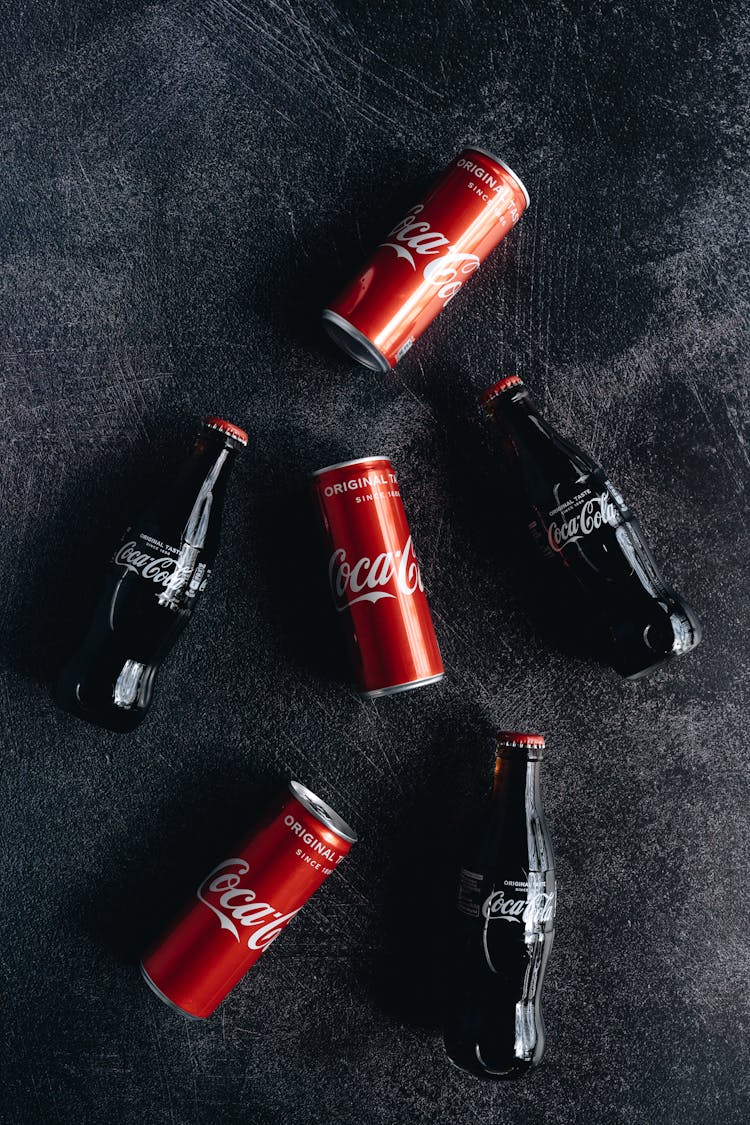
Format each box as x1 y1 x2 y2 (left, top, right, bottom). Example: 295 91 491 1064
1 0 749 1122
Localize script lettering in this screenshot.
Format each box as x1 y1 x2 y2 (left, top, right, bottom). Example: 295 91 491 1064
196 858 299 950
328 536 424 611
547 491 618 554
482 888 556 926
114 540 178 588
379 203 481 304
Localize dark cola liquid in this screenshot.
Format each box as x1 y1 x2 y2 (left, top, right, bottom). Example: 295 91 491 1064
444 744 556 1079
56 422 244 731
484 380 702 678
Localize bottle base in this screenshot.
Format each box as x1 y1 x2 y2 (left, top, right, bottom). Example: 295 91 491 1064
608 599 703 680
445 1050 537 1081
56 694 147 733
621 659 671 681
56 663 150 733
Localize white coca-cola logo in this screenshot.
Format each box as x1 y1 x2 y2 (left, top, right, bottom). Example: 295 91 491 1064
547 491 618 553
328 535 424 611
380 204 480 303
196 858 299 950
482 888 556 925
114 540 180 588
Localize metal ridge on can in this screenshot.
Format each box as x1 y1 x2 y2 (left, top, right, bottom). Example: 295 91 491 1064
309 455 390 478
141 963 203 1021
288 780 358 843
322 310 391 373
361 670 445 700
460 146 531 210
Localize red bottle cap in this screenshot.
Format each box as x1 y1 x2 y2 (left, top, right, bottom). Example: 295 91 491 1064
479 375 524 405
203 416 249 446
496 731 546 751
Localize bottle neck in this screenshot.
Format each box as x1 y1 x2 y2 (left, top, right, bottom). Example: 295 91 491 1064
490 750 552 874
191 428 242 467
486 385 546 446
141 429 240 555
492 750 541 811
485 386 594 481
181 432 238 549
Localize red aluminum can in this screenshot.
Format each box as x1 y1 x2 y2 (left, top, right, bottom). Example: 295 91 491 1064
311 456 444 697
322 146 529 371
140 781 357 1019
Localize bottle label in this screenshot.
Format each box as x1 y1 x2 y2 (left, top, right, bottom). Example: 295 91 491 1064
113 531 211 601
539 482 621 555
457 868 556 927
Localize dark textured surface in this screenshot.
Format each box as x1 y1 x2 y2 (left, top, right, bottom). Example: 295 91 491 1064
1 1 749 1122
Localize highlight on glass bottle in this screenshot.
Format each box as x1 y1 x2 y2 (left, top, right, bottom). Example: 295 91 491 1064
443 731 556 1079
56 416 248 732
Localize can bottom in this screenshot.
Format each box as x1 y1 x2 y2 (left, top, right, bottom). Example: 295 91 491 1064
322 309 391 373
359 672 445 699
140 961 206 1021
